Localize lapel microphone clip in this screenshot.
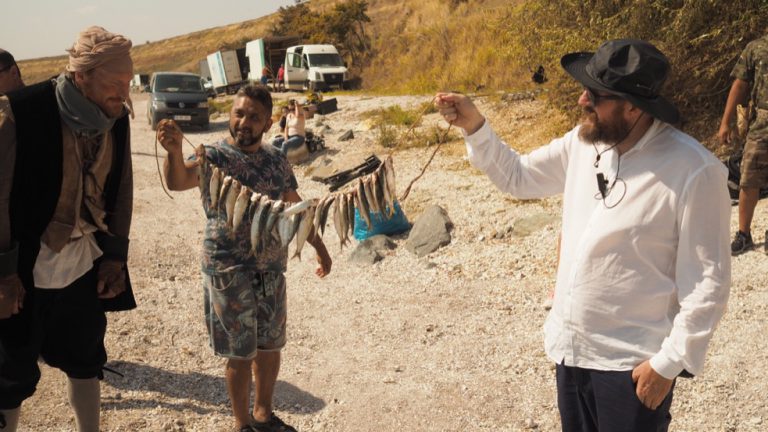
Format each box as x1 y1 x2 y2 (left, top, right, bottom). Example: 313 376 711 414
596 172 608 198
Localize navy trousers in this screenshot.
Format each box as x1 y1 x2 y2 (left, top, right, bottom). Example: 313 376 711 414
556 363 675 432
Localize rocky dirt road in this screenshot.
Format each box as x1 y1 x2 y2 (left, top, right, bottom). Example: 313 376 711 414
19 92 768 431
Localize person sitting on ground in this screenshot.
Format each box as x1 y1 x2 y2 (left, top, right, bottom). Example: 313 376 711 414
271 105 290 149
0 49 25 94
278 99 306 156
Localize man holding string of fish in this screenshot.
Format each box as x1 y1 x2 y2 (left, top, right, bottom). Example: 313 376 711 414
436 39 730 431
158 84 331 432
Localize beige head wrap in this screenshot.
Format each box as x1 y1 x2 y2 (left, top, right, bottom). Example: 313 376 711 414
66 26 133 74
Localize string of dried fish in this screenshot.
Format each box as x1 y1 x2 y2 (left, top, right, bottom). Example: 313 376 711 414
197 151 402 257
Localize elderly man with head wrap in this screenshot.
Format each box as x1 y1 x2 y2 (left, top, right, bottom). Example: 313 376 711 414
0 26 135 432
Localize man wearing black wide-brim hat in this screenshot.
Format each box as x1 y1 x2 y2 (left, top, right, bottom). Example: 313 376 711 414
436 39 730 431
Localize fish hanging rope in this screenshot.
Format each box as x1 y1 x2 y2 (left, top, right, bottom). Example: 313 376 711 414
153 126 199 199
399 121 453 202
392 96 455 202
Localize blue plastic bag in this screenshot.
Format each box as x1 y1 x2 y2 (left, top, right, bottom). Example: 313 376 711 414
353 200 411 240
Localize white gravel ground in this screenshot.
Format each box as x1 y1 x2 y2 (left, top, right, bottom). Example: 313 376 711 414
17 92 768 431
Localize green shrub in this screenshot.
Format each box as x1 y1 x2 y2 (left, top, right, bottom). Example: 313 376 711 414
375 122 399 148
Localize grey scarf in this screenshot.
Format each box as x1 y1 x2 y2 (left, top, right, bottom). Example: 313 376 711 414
54 73 116 136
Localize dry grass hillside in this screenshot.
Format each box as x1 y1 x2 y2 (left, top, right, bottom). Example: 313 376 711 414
16 0 768 150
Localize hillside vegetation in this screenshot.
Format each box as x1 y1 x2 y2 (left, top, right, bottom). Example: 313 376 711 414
17 0 768 149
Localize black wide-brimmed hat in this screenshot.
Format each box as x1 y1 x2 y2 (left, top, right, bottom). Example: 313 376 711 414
561 39 680 124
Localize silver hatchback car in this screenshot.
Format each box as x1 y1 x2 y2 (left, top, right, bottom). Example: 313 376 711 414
147 72 210 130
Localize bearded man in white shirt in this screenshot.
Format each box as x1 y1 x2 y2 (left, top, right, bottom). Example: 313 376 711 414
436 39 731 432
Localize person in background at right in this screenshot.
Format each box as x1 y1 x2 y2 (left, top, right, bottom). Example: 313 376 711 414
719 34 768 255
0 49 25 94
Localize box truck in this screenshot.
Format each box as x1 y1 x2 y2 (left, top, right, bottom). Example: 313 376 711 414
284 44 348 92
245 36 300 88
130 74 149 91
198 59 211 81
206 48 248 95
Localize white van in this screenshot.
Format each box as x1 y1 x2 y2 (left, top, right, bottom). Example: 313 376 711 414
284 44 348 91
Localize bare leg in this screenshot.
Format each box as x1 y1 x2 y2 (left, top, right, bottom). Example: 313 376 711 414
0 408 20 432
226 358 254 429
738 187 760 235
252 350 281 422
67 377 100 432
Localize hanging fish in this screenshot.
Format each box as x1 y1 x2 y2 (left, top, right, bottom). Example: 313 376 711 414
224 179 241 227
196 145 210 203
264 200 285 242
293 206 315 260
209 167 222 209
218 176 233 213
250 195 272 255
232 185 251 232
356 178 372 230
333 196 346 251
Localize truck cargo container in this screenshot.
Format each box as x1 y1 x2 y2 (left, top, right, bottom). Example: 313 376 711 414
206 48 248 95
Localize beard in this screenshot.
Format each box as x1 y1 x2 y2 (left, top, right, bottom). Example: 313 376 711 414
229 125 262 148
578 104 631 145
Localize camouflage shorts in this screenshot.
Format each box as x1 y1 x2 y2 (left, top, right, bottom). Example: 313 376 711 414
740 108 768 188
202 270 287 359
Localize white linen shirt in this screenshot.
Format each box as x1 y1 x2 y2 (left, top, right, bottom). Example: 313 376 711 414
465 118 731 380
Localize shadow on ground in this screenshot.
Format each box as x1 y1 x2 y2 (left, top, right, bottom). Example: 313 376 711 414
102 360 325 414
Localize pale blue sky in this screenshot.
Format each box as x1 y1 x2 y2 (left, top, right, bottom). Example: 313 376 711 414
2 0 299 60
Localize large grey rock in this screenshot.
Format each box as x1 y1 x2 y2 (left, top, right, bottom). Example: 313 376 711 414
348 235 397 265
348 244 382 265
406 205 453 257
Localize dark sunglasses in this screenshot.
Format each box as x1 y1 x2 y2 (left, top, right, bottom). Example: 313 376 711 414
585 87 624 106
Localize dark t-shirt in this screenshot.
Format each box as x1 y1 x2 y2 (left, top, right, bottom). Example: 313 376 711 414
198 139 298 274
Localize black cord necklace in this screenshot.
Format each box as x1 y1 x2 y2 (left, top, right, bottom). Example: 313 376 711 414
592 113 646 207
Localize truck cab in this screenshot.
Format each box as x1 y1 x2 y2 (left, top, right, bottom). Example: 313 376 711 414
284 44 347 92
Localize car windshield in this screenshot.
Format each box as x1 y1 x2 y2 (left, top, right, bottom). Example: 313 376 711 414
307 53 344 67
154 75 204 93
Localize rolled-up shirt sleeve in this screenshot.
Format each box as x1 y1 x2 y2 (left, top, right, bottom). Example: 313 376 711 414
0 97 18 274
650 162 731 379
464 119 568 199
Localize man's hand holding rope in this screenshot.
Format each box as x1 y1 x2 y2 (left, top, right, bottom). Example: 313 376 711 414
435 92 486 135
